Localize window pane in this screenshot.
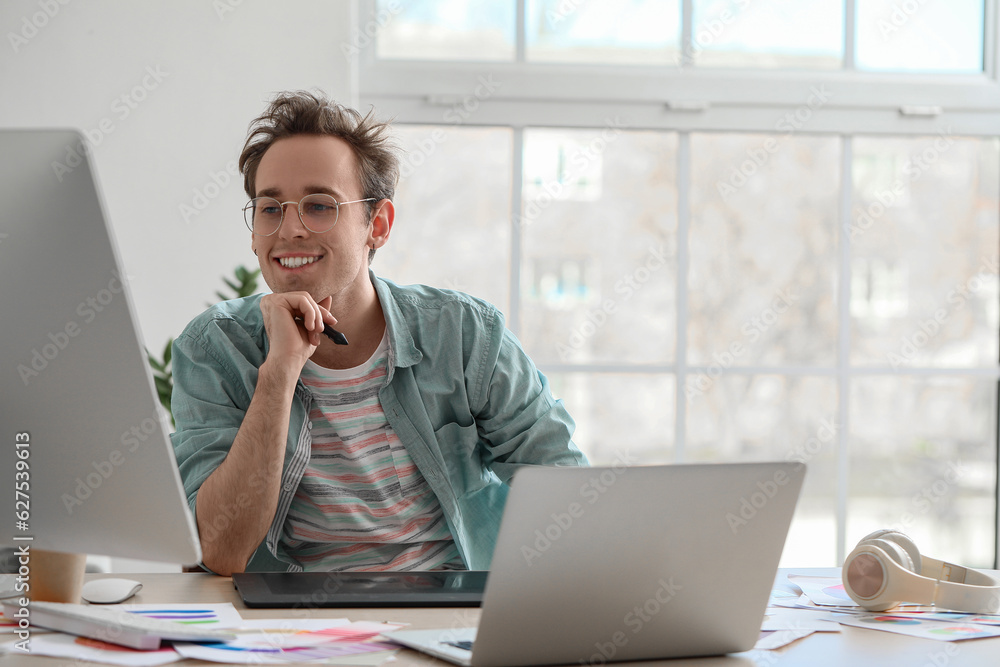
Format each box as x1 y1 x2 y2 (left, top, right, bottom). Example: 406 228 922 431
848 376 995 568
850 136 999 368
376 0 515 61
526 0 681 65
382 125 512 313
855 0 984 72
520 128 678 365
688 133 840 368
549 373 675 465
686 374 839 566
690 0 843 69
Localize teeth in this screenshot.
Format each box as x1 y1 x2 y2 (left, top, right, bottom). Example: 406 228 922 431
279 256 319 268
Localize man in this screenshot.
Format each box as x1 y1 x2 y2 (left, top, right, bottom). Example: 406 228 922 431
170 91 587 576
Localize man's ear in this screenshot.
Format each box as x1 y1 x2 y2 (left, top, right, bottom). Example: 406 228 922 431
368 199 395 250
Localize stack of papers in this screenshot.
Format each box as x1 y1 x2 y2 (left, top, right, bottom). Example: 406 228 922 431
756 575 1000 649
0 603 405 666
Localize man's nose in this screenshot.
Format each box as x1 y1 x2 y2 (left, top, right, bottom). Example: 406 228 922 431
278 201 309 238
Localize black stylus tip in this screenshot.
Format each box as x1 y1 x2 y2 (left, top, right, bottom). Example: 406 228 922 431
323 324 349 346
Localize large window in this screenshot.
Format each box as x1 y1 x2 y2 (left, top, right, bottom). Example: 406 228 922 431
358 0 1000 568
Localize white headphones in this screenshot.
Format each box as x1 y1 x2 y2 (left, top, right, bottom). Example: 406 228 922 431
842 529 1000 613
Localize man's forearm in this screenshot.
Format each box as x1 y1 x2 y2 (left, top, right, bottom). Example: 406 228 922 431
196 361 299 575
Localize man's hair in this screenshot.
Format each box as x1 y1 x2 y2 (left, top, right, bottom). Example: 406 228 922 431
239 90 399 263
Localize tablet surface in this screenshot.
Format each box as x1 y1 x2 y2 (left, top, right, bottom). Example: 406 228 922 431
232 570 488 608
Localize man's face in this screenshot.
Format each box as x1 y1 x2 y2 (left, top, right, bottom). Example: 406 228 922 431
250 134 373 302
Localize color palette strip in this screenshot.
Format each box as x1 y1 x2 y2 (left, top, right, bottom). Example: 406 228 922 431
837 614 1000 641
119 603 245 629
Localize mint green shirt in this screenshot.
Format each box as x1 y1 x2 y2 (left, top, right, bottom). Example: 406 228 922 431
170 271 588 572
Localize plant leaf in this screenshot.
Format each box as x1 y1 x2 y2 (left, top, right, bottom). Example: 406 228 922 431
154 375 172 395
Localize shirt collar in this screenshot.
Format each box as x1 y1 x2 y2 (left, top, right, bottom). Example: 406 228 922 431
370 268 422 372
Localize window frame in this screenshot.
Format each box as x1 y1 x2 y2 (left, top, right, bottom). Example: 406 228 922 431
359 0 1000 136
356 0 1000 568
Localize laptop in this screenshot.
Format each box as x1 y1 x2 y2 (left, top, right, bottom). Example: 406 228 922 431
382 461 805 666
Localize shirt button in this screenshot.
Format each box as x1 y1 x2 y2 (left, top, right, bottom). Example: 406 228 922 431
283 482 293 491
306 422 313 430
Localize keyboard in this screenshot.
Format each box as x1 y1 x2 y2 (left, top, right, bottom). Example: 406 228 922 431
3 601 236 650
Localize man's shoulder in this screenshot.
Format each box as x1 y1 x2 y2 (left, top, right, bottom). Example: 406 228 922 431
377 275 500 320
176 294 266 342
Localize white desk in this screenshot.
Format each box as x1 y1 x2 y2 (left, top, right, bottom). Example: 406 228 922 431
2 568 999 666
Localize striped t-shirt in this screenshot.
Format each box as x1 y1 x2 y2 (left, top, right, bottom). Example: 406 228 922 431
282 331 464 571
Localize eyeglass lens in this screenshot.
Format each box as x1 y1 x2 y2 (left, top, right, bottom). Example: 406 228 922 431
244 194 340 235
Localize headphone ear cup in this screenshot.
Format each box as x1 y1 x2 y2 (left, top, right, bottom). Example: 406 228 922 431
859 530 921 572
843 533 920 612
863 538 915 572
843 546 898 611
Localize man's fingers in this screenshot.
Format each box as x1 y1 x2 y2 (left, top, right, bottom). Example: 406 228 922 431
318 296 337 326
276 292 325 332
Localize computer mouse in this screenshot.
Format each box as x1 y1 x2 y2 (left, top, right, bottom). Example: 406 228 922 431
81 578 143 604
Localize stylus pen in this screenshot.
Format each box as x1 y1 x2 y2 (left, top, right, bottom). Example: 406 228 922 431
295 317 349 345
323 324 349 346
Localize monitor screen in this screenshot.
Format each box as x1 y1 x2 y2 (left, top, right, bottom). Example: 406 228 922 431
0 129 201 566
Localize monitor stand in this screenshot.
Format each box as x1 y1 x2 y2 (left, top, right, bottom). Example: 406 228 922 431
29 549 87 603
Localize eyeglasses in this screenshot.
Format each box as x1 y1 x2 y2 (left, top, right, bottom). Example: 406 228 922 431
243 194 377 236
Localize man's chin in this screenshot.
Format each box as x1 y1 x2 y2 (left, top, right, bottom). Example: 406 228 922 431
266 280 327 303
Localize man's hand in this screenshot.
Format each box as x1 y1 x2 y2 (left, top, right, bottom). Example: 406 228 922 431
260 292 337 374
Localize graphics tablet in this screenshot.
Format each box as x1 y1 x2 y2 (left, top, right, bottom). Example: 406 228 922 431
232 570 487 608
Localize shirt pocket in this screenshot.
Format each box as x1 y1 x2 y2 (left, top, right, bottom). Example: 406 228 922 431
432 421 483 489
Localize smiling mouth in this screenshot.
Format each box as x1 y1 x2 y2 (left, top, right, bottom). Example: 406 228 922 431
277 256 321 269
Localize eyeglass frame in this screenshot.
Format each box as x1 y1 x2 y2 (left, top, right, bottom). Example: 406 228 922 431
243 194 378 236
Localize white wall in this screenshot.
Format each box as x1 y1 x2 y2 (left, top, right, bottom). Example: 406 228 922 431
0 0 359 571
0 0 357 356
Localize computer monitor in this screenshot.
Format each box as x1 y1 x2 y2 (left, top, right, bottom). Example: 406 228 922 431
0 129 201 565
